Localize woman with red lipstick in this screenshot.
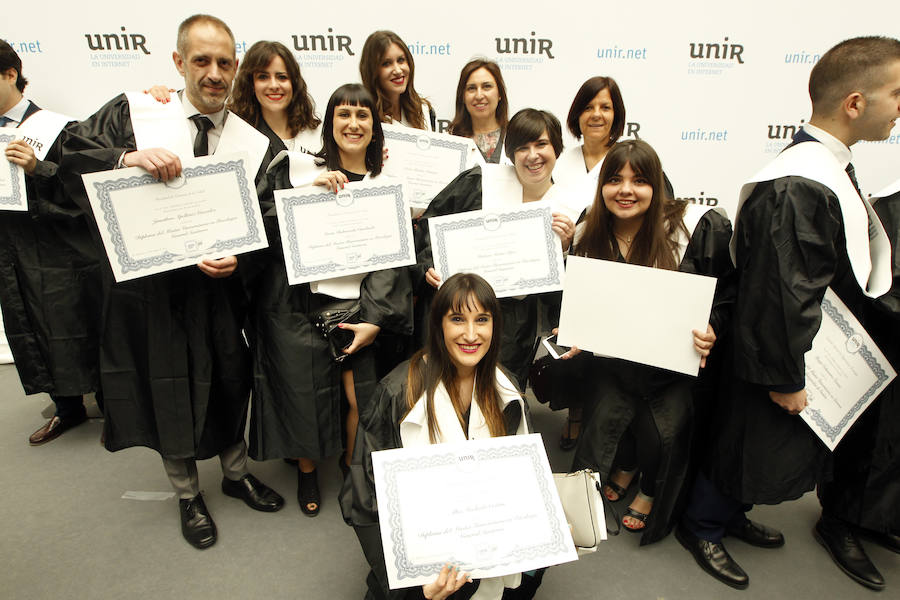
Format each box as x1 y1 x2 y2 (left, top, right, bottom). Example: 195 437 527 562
247 83 412 518
359 30 435 130
341 273 544 599
560 139 733 543
449 59 509 164
413 109 576 392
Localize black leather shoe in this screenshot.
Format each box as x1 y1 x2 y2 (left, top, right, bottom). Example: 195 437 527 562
28 412 87 445
221 474 284 512
676 524 749 590
726 518 785 548
814 518 884 590
179 493 217 549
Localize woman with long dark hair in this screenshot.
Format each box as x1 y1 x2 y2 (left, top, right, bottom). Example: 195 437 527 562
359 30 434 130
448 59 509 163
247 83 410 518
561 139 732 543
341 273 543 599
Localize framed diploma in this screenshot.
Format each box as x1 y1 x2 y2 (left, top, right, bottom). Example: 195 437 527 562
557 256 717 376
381 123 483 210
802 288 896 451
0 132 28 212
274 177 416 285
372 434 577 589
429 203 565 298
81 152 268 282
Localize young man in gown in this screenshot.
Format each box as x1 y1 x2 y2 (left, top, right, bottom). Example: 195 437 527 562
0 40 102 445
676 36 900 590
57 14 283 550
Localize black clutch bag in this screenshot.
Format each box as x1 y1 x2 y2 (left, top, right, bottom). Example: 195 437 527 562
313 300 361 363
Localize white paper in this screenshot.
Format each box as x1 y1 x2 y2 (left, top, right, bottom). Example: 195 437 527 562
81 152 268 282
125 91 193 158
429 203 565 298
0 132 28 212
14 109 72 160
372 434 577 589
557 255 717 376
382 123 482 209
274 177 416 285
802 288 896 451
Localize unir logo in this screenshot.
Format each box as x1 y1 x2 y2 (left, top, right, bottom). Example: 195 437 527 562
767 120 805 139
677 192 718 207
495 32 554 59
85 27 149 54
292 29 354 56
689 37 743 64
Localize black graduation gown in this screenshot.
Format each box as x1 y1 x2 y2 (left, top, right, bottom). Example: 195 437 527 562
817 190 900 532
57 94 252 459
338 361 532 600
414 166 551 389
244 130 413 460
706 176 868 504
0 103 102 396
570 208 735 545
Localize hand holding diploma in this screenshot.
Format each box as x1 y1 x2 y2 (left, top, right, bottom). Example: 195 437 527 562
770 389 808 415
551 212 575 251
692 324 716 369
422 564 472 600
123 148 182 182
197 256 237 278
5 139 37 175
313 169 351 194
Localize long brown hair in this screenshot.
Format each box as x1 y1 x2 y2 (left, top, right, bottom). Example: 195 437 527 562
448 59 509 138
405 274 508 443
228 41 321 138
359 31 431 129
573 140 686 269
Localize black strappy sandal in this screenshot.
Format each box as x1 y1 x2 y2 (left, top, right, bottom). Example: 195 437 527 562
297 469 321 517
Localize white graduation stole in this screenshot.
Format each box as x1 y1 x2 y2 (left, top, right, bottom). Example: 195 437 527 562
16 108 73 160
732 142 891 298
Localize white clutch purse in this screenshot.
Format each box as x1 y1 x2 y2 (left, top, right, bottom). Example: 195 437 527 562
553 469 608 554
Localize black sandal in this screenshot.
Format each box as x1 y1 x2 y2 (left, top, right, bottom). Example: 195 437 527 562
623 492 653 532
559 418 581 451
602 468 636 502
297 469 320 517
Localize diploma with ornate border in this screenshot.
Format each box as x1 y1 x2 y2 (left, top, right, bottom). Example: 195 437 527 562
429 203 565 298
274 177 415 285
81 152 268 282
381 123 482 210
802 288 896 451
372 434 577 589
0 132 28 212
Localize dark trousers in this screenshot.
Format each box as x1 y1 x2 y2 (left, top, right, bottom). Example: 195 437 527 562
681 473 749 542
51 395 86 420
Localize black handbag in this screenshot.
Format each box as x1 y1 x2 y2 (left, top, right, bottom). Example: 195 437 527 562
312 300 361 363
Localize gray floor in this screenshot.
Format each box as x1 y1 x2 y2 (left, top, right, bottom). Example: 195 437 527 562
1 362 896 599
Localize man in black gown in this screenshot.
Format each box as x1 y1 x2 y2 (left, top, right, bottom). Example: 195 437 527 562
815 178 900 590
676 36 900 590
58 14 283 550
0 40 102 445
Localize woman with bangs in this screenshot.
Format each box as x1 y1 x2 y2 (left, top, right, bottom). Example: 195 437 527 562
247 83 412 518
558 139 733 543
359 30 435 130
448 59 509 163
414 109 576 392
341 273 544 599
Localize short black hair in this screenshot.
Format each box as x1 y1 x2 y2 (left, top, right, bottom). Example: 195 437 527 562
566 76 625 144
504 108 563 162
0 40 28 93
319 83 384 176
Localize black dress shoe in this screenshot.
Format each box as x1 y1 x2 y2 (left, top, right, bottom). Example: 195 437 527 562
726 518 785 548
676 524 749 590
814 517 885 591
221 474 285 512
179 493 217 549
28 412 88 445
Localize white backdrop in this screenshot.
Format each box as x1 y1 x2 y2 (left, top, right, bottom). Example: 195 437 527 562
8 0 900 216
